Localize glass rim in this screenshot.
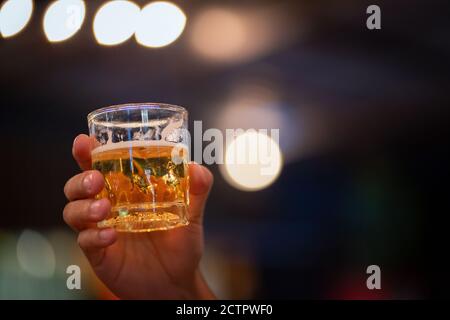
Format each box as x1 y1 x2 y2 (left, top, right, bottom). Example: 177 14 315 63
87 102 187 122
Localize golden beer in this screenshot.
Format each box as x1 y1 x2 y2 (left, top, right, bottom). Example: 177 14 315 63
91 141 189 232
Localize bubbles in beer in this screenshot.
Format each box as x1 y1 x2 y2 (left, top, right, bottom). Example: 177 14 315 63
92 141 189 232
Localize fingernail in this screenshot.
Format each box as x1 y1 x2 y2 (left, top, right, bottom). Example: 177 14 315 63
99 228 115 241
83 173 93 192
90 200 106 219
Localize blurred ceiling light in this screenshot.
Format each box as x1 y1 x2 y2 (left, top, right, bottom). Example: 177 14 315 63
93 0 140 46
214 77 307 164
135 1 186 48
43 0 85 42
0 0 33 38
189 6 299 64
16 229 56 278
189 8 246 63
222 130 283 191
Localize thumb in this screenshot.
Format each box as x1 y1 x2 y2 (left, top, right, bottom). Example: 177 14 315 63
72 134 96 171
188 163 213 225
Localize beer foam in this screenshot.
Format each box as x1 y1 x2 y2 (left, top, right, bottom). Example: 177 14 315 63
91 140 187 155
91 120 168 128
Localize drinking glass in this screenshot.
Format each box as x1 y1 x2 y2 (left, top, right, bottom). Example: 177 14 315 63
87 103 189 232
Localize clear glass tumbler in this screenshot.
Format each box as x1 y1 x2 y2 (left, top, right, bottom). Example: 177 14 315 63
87 103 189 232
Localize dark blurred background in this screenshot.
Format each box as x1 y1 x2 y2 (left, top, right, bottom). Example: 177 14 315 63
1 0 449 299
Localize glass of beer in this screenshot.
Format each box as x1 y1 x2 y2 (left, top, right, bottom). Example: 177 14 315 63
87 103 189 232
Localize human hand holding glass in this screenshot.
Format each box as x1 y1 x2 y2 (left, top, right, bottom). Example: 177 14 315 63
63 134 215 299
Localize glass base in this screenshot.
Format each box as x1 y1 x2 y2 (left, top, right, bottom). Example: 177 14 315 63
97 202 189 232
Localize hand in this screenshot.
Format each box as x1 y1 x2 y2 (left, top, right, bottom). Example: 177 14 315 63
63 134 215 299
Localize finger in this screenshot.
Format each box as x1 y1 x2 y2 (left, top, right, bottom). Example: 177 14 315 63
63 198 110 231
64 170 104 201
77 228 117 267
188 163 213 224
73 134 96 171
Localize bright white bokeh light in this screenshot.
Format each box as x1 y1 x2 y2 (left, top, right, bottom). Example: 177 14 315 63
222 131 283 191
135 1 186 48
43 0 85 42
0 0 33 38
93 0 140 46
16 229 56 278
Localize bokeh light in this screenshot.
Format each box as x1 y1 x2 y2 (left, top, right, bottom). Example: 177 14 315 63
93 0 140 46
217 81 284 131
0 0 33 38
222 130 283 191
189 7 246 63
189 5 298 64
43 0 85 42
213 77 305 164
16 229 55 278
135 1 186 48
